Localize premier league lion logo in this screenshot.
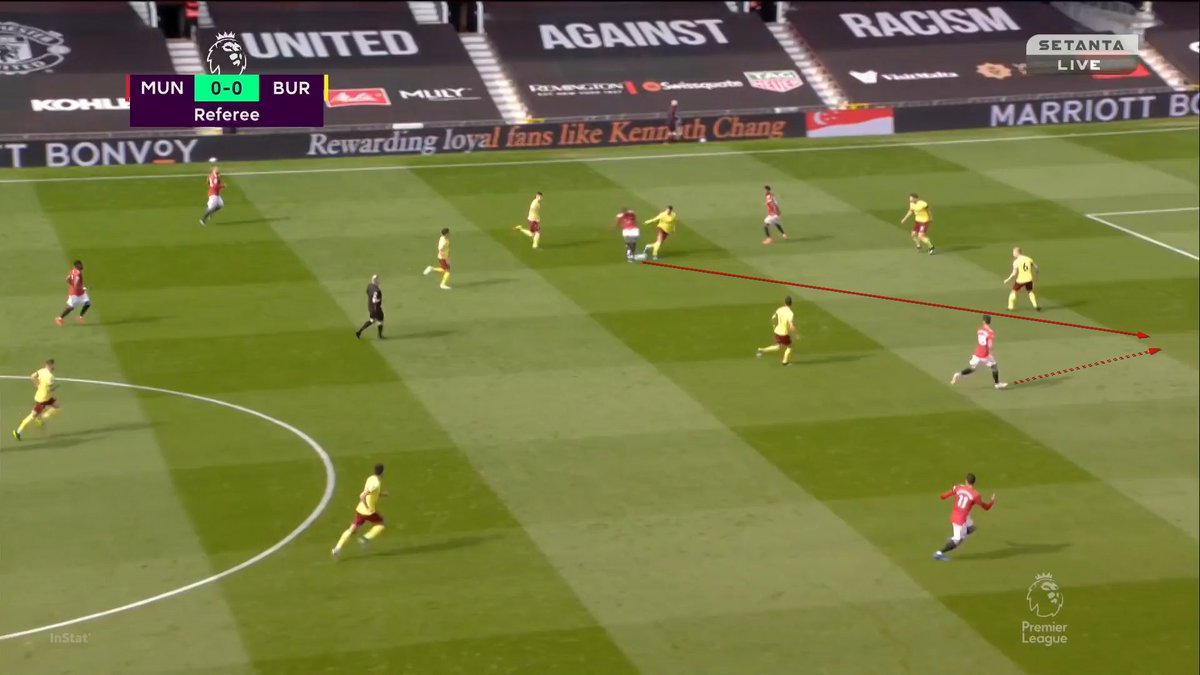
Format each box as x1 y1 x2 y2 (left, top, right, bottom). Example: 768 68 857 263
206 32 246 75
1026 573 1065 618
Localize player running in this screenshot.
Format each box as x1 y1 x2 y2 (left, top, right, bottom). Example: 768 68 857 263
756 296 797 366
331 463 388 560
55 259 91 326
615 207 639 262
951 315 1007 390
354 274 385 340
512 191 543 249
422 228 452 290
901 193 935 255
933 472 995 561
199 163 225 225
762 185 788 245
1003 246 1041 312
641 205 678 261
12 359 59 441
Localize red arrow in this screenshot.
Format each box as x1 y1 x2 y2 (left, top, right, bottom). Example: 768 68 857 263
1011 348 1161 385
642 261 1150 339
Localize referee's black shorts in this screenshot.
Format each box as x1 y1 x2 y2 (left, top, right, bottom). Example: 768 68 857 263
369 305 384 322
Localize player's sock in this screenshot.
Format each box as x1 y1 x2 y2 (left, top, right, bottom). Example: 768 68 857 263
965 525 976 536
376 322 385 338
626 241 637 258
363 524 385 540
920 235 933 249
782 347 792 364
774 224 786 235
1028 291 1040 309
1007 291 1017 310
356 319 372 338
79 302 91 317
763 226 772 239
960 367 975 377
532 232 540 248
940 539 959 553
990 368 1000 385
516 226 531 237
440 271 451 287
759 345 780 354
40 408 58 423
59 306 74 319
16 413 37 435
334 528 355 551
650 241 661 258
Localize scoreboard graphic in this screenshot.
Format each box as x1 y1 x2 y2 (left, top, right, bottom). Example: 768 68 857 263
126 74 327 127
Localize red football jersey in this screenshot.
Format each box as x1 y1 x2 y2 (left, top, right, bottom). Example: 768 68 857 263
67 268 85 296
765 193 780 216
618 211 637 230
974 325 994 358
207 171 223 197
941 484 993 525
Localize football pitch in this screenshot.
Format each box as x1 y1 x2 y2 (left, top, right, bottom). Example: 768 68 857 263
0 118 1196 675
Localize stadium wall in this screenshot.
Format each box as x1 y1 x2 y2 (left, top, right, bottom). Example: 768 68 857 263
2 92 1196 168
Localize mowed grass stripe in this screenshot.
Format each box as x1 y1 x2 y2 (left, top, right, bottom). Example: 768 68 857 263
584 150 1198 674
394 162 1027 674
0 183 253 675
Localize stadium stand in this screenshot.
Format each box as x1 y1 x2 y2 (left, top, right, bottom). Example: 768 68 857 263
202 1 502 125
483 1 825 119
786 1 1168 104
0 2 173 134
1145 1 1198 83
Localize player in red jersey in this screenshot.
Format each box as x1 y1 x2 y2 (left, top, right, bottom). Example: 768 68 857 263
615 207 640 262
762 185 788 244
934 472 995 560
55 260 91 326
950 315 1007 390
199 164 225 225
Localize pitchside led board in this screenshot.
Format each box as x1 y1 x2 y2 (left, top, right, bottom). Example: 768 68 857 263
1025 34 1140 76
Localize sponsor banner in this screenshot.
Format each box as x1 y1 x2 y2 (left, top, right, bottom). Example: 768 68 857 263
806 108 894 137
202 1 500 124
485 10 824 117
894 91 1199 131
1145 1 1199 83
0 2 174 134
821 42 1166 104
1 112 803 168
486 2 737 21
787 2 1089 49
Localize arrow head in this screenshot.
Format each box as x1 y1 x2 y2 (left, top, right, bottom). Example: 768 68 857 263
1136 332 1150 339
1149 347 1161 355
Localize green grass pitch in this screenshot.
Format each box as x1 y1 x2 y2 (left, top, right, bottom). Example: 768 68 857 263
0 118 1196 675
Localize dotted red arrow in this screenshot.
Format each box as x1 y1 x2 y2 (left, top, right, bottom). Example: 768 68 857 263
1011 348 1161 385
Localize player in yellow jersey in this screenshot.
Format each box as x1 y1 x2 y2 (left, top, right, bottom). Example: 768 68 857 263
422 227 452 290
512 191 543 249
641 205 678 260
1003 246 1041 311
901 193 935 255
332 463 388 560
756 297 797 365
12 359 59 441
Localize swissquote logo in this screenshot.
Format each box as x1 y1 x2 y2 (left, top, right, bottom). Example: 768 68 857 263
1022 573 1068 646
744 70 803 93
0 22 71 75
327 88 391 108
206 32 247 75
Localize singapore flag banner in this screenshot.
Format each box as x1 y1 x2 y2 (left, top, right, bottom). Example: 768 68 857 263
806 108 895 138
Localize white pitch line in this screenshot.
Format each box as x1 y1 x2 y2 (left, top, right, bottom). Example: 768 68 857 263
0 125 1195 185
1085 213 1200 261
0 375 336 642
1090 206 1200 216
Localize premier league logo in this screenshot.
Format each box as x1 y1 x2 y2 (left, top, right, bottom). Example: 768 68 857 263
206 32 247 75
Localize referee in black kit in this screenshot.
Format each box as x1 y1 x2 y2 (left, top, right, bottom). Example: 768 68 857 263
355 274 386 340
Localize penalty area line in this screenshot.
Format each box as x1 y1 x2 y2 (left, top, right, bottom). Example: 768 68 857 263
0 375 336 642
1084 210 1199 261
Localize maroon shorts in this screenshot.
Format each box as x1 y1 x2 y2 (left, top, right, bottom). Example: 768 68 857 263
352 512 383 528
32 398 57 414
438 258 450 271
912 222 930 234
1013 281 1034 292
656 229 669 242
773 334 792 347
528 220 540 234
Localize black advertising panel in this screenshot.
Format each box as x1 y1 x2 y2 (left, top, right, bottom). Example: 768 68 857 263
1145 2 1198 84
788 2 1088 50
894 91 1199 131
0 2 173 134
484 5 824 118
203 1 501 125
816 41 1167 104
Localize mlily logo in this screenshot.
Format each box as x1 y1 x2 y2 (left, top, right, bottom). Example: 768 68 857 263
850 70 878 84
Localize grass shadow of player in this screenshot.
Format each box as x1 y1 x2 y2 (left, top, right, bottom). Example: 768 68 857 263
397 329 456 340
1051 300 1088 311
937 244 981 254
800 352 868 365
453 278 517 289
350 534 500 561
956 541 1071 561
99 315 166 327
211 217 289 227
7 422 152 452
1014 377 1067 390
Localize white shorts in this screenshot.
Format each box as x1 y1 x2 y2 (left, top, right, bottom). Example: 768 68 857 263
207 195 224 210
764 215 780 226
951 517 975 543
969 354 997 368
66 293 90 308
622 228 640 242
